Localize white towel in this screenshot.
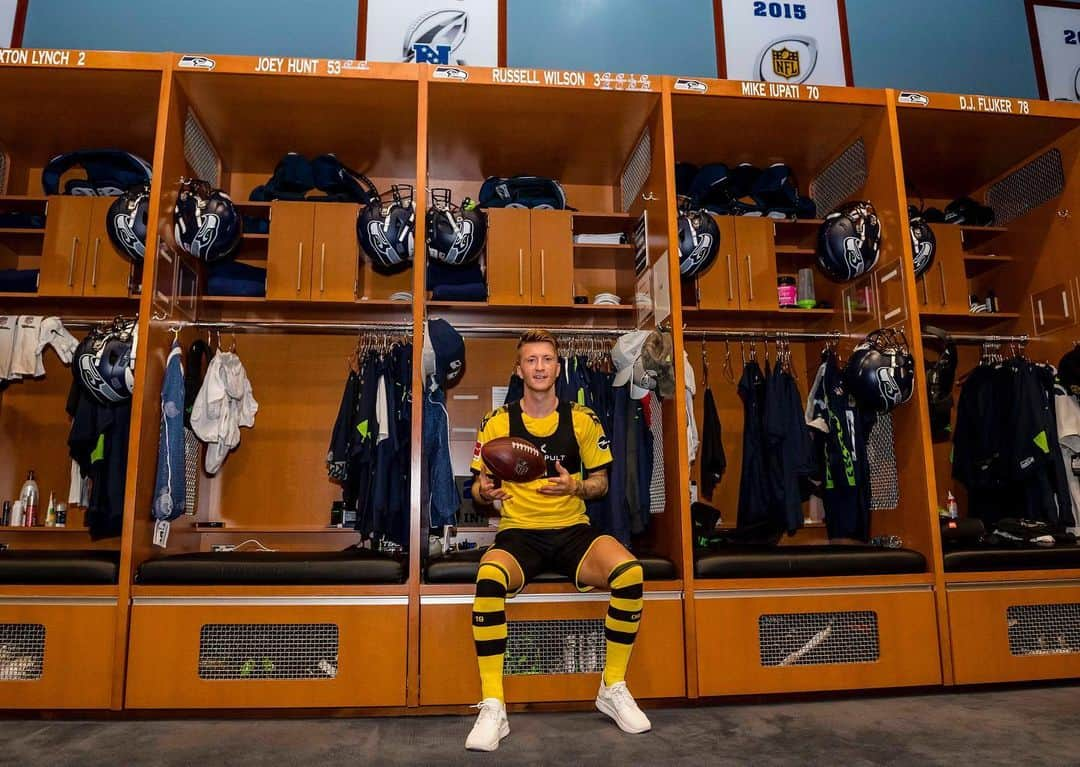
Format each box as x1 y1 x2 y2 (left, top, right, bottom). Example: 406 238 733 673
190 351 258 475
0 316 15 380
36 317 79 365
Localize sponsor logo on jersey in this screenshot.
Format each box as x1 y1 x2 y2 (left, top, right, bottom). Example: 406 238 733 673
178 55 215 71
758 37 817 84
597 435 611 451
473 441 482 461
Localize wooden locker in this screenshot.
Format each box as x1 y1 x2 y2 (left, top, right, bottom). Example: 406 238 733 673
530 209 573 306
734 217 778 310
927 225 969 312
266 201 313 300
696 215 739 309
311 203 360 302
84 196 134 298
485 208 531 305
37 196 94 297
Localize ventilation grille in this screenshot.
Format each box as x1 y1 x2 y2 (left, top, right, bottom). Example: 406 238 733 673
868 412 899 511
0 624 45 680
986 149 1065 226
759 610 879 667
1007 603 1080 657
810 138 867 218
198 623 339 680
505 619 606 675
620 129 652 212
183 429 200 515
184 110 220 186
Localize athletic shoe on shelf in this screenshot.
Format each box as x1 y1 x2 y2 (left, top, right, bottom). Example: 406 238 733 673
595 679 651 734
465 697 509 751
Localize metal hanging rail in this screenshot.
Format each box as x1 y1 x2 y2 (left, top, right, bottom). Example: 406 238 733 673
682 328 857 343
451 324 629 338
157 319 414 335
947 333 1029 345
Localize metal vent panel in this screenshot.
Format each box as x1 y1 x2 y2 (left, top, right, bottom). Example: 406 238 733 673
759 610 879 667
505 619 606 676
868 412 899 510
198 623 339 680
184 110 220 186
620 129 652 212
986 149 1064 226
0 624 45 680
810 138 867 217
1007 603 1080 657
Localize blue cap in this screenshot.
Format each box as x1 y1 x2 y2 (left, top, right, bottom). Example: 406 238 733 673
423 318 465 388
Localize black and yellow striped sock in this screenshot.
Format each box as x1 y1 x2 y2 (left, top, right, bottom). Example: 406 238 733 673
473 562 509 702
604 560 644 686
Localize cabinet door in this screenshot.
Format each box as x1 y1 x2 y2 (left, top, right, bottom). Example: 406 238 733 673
311 203 360 302
530 209 574 306
696 215 739 310
734 217 778 310
84 197 134 297
266 201 314 300
485 208 531 305
38 196 93 297
928 224 970 311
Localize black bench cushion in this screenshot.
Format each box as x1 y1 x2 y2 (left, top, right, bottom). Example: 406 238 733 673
0 550 120 584
425 548 677 584
943 544 1080 572
137 550 405 585
694 545 926 578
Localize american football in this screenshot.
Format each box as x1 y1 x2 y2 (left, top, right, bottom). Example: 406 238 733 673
481 436 547 483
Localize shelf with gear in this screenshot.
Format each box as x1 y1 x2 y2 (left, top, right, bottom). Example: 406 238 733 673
416 67 688 706
895 91 1080 686
0 51 167 710
119 55 417 711
667 77 944 697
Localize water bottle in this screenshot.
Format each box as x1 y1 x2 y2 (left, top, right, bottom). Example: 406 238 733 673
19 471 39 527
9 501 24 527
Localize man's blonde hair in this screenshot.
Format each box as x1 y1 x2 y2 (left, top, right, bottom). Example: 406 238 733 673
517 329 558 359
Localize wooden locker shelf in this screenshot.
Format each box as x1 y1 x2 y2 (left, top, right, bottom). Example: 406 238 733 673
919 310 1020 323
0 526 90 533
184 526 363 534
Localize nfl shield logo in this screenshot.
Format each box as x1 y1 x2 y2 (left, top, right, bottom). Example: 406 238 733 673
772 48 800 80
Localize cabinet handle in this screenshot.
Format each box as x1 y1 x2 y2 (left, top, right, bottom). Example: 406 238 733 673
745 254 754 302
518 248 524 296
726 254 734 302
296 241 304 293
920 275 929 305
540 249 546 297
67 236 78 286
320 243 326 293
938 262 947 306
91 238 100 287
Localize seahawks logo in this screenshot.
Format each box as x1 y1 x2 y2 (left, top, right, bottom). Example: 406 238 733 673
445 217 475 265
78 355 123 403
112 213 145 258
685 232 714 273
191 214 221 257
877 367 902 405
366 220 404 265
912 239 933 273
842 235 864 278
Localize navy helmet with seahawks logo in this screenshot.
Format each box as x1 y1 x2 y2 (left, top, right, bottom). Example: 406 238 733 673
106 184 151 264
677 203 721 278
816 200 881 283
843 328 915 413
426 188 486 266
173 178 242 263
358 184 415 271
74 318 138 405
908 207 936 278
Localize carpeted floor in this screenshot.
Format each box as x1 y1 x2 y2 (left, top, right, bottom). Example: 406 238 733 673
2 685 1078 766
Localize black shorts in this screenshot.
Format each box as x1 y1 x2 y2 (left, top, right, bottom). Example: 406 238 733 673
490 524 610 595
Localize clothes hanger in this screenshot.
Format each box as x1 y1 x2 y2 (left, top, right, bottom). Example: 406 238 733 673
701 337 710 390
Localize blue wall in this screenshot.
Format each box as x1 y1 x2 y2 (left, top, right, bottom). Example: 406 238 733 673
20 0 1079 98
22 0 358 59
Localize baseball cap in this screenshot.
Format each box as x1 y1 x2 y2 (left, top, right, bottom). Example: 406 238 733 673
612 330 651 398
422 318 465 388
1060 347 1080 396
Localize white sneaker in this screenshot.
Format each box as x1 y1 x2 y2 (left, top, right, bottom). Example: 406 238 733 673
465 697 509 751
596 679 651 734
